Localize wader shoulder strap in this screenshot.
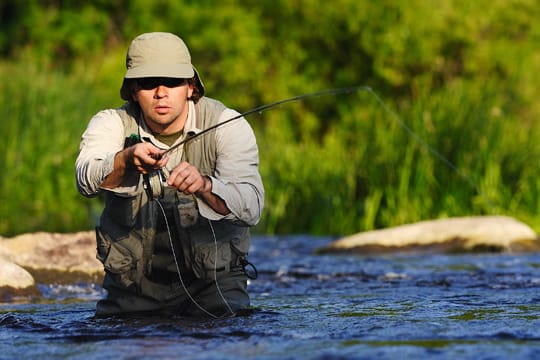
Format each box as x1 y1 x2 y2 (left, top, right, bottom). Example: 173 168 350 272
187 97 227 173
194 97 227 129
116 102 141 147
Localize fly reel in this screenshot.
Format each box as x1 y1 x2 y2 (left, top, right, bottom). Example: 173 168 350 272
143 168 170 200
143 168 199 227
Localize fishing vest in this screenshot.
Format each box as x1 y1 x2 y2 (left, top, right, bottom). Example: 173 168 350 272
95 97 251 298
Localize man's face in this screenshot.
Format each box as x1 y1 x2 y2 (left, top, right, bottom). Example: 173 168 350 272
133 77 194 135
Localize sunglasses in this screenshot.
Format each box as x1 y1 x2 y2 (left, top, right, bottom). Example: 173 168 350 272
136 77 187 90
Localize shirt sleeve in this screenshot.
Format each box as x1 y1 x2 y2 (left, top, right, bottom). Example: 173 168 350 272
75 109 126 197
196 109 265 226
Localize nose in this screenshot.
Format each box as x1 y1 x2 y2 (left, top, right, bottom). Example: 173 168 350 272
153 85 168 99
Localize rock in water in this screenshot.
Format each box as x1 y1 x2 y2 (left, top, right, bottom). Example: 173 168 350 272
0 231 102 283
0 258 39 300
318 216 540 254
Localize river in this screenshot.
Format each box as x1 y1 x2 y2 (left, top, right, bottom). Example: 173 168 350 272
1 235 540 359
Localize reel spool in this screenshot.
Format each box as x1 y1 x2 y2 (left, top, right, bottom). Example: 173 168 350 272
143 168 170 200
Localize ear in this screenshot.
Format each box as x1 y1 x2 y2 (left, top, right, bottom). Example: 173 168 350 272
187 83 194 99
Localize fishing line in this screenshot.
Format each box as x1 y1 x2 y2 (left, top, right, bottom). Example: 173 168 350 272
364 88 494 210
207 217 235 316
154 198 233 318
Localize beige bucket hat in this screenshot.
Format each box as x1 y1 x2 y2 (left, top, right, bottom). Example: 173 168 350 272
120 32 205 100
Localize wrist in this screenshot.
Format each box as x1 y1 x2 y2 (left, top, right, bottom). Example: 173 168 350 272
200 176 212 194
122 147 136 170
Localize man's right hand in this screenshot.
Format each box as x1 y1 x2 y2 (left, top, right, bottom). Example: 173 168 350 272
101 142 168 189
128 142 168 174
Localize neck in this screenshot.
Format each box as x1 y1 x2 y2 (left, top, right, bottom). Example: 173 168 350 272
149 120 185 135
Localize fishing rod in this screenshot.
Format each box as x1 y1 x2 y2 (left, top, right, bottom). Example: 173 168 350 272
147 86 372 199
143 86 374 199
146 85 490 208
148 86 373 191
160 86 372 158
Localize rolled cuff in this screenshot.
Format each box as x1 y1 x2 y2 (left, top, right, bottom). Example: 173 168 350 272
196 176 263 226
76 152 117 196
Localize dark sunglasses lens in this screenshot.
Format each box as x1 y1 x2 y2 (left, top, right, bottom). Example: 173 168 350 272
138 78 186 90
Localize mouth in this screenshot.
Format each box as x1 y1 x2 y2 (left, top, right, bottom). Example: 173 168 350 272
155 104 170 114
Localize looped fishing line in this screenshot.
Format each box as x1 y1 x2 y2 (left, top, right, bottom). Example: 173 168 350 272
156 139 234 318
154 198 234 319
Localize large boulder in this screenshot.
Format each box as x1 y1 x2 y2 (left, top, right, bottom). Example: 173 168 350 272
318 215 540 254
0 231 103 284
0 258 39 301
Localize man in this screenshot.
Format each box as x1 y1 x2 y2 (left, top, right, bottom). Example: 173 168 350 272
75 32 264 318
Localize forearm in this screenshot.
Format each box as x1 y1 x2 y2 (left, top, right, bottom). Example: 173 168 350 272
196 176 230 215
75 151 117 197
100 148 133 189
196 111 264 225
206 176 264 225
75 109 126 196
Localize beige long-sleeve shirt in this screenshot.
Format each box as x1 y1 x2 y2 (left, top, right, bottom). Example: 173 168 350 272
75 100 264 226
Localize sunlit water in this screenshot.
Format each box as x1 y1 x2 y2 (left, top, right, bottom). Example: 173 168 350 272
2 235 540 359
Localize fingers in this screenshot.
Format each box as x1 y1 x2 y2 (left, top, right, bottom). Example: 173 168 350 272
167 162 204 194
131 143 167 174
128 144 202 194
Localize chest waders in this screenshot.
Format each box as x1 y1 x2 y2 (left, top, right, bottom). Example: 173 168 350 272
94 98 253 316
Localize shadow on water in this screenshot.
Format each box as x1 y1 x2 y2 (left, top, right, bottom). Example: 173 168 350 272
2 235 540 359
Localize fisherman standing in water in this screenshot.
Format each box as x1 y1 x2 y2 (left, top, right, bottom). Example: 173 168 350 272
76 32 264 317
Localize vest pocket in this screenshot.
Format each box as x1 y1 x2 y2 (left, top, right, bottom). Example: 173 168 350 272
104 193 140 227
191 240 231 282
95 226 139 289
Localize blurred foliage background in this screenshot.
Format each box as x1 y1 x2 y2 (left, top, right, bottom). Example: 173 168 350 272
1 0 540 236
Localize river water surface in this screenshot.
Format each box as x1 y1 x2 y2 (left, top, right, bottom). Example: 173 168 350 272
2 235 540 359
